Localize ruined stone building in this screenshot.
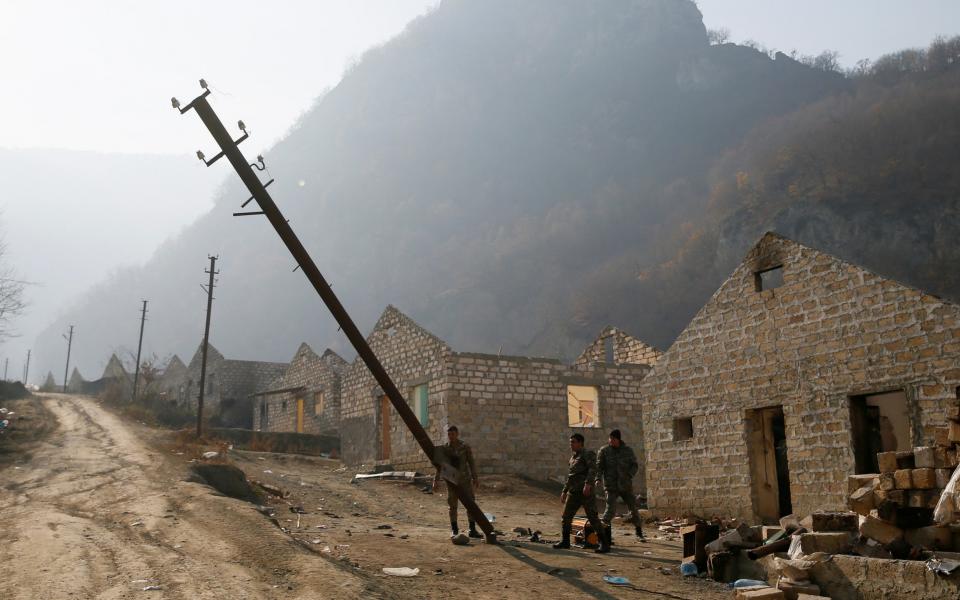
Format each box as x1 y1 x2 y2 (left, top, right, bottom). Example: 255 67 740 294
157 355 187 404
340 306 656 488
252 343 347 435
161 343 286 428
575 325 662 367
641 233 960 523
79 353 132 395
67 367 86 393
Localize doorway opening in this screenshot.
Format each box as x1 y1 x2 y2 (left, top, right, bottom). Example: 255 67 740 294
850 390 911 473
746 406 792 524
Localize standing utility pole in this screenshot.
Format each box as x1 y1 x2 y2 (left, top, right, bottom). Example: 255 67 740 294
62 326 74 393
196 255 218 437
174 83 497 542
23 349 30 384
3 358 8 381
132 300 148 402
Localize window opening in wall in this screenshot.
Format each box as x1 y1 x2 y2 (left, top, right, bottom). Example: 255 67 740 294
746 405 792 524
567 385 599 427
314 391 325 416
282 399 287 411
754 265 784 292
207 375 215 394
261 400 268 425
411 384 429 426
674 417 694 441
603 336 615 364
850 390 912 474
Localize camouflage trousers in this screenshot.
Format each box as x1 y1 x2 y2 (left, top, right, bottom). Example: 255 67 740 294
601 488 642 527
446 481 476 524
562 491 604 535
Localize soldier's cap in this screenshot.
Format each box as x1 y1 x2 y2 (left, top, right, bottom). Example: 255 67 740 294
447 425 458 432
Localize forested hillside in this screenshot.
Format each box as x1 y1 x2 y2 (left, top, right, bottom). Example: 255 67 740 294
33 0 959 378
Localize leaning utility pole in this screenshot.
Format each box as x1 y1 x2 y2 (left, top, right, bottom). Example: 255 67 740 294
62 326 74 393
196 256 218 437
23 349 30 384
173 82 497 542
132 300 148 402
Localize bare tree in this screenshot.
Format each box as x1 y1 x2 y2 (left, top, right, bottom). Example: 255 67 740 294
707 28 731 45
0 236 26 342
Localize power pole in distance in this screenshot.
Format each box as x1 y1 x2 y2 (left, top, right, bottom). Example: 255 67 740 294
3 358 8 381
196 255 218 437
62 326 74 393
174 82 497 542
23 349 30 384
132 300 148 402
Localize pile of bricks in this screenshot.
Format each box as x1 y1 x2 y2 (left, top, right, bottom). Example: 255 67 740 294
848 422 960 557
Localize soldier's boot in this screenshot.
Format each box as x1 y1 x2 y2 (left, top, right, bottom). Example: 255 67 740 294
604 524 614 547
468 520 482 539
450 520 459 537
552 526 571 549
594 530 611 553
635 524 645 539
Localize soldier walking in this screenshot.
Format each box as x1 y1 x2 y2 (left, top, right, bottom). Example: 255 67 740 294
553 433 610 553
596 429 644 546
432 425 481 538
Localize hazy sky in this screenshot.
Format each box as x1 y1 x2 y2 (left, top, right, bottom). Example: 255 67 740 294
0 0 956 382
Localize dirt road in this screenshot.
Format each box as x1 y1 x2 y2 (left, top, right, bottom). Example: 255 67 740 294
0 395 733 599
0 395 381 599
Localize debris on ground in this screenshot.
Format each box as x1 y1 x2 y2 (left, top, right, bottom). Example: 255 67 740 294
382 567 419 577
188 462 264 503
351 471 431 485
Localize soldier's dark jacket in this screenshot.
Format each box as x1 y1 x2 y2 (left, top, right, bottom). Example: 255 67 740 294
562 448 598 495
433 440 477 486
595 443 639 492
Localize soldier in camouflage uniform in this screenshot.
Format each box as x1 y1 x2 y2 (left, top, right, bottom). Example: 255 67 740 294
432 425 481 538
595 429 644 545
553 433 610 553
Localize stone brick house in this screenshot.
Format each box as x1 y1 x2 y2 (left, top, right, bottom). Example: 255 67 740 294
252 343 347 435
157 355 187 405
340 306 653 489
166 343 286 428
641 233 960 523
67 367 86 393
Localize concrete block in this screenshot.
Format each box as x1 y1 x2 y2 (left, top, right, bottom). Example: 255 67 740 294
905 525 953 550
739 589 785 600
913 468 937 489
950 421 960 443
849 485 874 516
908 490 930 508
915 446 937 468
847 473 878 495
894 469 913 489
935 426 951 447
937 469 953 489
799 532 853 555
777 580 821 600
878 472 896 491
860 516 904 545
762 525 785 542
934 447 949 469
896 451 916 469
811 511 858 533
734 585 770 599
877 451 899 473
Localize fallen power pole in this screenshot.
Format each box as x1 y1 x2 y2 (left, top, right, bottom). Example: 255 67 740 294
62 326 74 393
173 82 497 542
196 255 218 438
132 300 148 402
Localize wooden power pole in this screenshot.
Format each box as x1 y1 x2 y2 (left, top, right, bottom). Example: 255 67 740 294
196 255 218 437
173 83 497 542
23 349 30 385
132 300 148 402
62 326 73 393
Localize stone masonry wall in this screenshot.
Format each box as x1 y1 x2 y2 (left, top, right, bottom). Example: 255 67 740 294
255 345 346 436
575 326 662 367
444 352 649 491
339 306 451 468
641 233 960 521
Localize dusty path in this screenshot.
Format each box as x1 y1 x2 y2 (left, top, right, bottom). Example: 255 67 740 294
0 395 383 599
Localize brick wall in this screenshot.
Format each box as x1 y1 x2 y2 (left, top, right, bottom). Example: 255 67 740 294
575 326 662 367
340 306 452 467
254 344 346 436
641 233 960 521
